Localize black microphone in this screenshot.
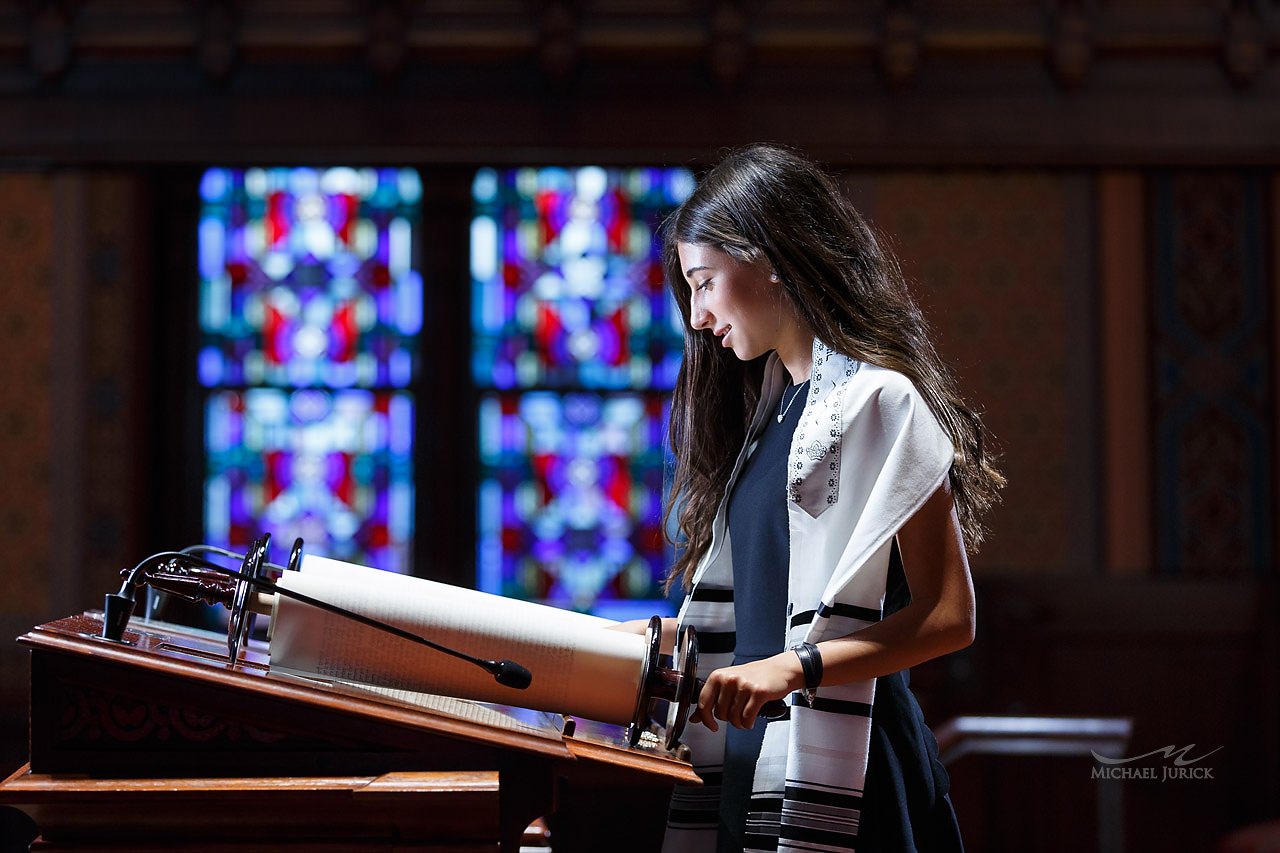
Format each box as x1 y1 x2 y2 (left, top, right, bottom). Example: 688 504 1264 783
491 659 532 689
104 551 533 690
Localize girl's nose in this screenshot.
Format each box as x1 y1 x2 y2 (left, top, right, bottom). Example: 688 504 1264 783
690 299 711 331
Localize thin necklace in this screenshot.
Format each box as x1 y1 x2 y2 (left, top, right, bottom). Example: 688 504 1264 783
777 380 809 423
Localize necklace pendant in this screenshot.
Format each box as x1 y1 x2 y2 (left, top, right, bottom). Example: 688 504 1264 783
777 413 784 423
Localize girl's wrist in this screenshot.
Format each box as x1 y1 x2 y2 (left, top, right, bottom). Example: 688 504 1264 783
790 641 824 698
777 648 808 693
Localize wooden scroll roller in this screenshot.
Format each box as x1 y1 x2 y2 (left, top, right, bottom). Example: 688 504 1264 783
105 535 782 752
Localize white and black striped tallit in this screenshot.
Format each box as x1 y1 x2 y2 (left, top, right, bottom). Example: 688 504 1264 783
663 339 954 853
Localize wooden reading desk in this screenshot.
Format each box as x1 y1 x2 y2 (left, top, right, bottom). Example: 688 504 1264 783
0 613 698 851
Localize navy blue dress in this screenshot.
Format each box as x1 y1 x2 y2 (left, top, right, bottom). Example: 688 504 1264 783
717 380 964 853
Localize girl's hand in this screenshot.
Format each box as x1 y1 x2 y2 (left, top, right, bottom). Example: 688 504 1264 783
690 652 805 732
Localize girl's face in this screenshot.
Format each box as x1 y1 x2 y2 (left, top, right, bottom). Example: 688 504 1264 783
677 242 783 362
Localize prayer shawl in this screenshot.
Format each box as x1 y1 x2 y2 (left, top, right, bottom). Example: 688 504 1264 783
663 339 954 853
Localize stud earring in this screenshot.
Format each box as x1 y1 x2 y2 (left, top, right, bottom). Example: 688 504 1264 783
769 271 780 283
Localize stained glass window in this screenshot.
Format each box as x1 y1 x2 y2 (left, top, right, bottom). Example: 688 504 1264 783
472 166 694 618
199 167 421 572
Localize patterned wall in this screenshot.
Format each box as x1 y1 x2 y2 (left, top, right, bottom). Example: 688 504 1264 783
861 172 1096 573
0 174 54 608
83 175 147 595
0 173 55 707
1151 172 1274 577
0 172 147 720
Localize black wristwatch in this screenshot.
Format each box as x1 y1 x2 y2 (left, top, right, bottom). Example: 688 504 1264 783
791 641 823 702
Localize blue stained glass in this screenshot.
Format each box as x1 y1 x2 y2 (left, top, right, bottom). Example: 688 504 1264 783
476 391 674 613
472 165 692 615
199 167 421 573
204 388 414 572
471 166 693 391
199 167 421 391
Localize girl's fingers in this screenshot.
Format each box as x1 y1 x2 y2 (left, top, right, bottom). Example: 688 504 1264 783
695 680 720 732
729 685 754 729
694 666 787 730
713 681 736 727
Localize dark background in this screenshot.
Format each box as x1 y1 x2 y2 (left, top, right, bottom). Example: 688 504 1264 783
1 2 1277 850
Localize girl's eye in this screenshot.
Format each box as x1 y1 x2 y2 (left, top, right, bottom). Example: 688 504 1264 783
697 279 713 291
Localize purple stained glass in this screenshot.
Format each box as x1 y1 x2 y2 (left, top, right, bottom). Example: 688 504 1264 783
199 167 420 573
472 166 692 617
204 388 414 572
199 167 422 390
471 166 694 390
477 391 674 615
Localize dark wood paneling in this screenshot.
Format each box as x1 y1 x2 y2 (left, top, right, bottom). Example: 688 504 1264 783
912 576 1280 852
0 2 1278 166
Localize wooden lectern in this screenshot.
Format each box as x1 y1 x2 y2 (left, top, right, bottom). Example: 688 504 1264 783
0 613 699 851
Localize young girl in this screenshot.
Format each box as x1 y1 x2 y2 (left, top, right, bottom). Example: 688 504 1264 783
630 144 1003 853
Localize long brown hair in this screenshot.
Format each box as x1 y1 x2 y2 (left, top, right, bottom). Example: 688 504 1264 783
663 144 1005 593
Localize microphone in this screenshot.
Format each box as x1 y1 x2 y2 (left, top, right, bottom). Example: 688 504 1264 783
490 659 533 690
103 550 533 690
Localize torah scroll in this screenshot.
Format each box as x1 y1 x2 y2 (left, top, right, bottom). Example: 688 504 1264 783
268 556 648 725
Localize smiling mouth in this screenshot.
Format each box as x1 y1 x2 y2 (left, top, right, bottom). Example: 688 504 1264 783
716 325 732 345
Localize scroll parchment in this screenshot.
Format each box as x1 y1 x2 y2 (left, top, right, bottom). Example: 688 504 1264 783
268 556 646 725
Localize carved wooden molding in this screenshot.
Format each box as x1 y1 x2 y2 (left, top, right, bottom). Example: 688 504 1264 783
879 0 919 91
539 0 577 81
199 0 237 83
1 2 1277 163
26 0 74 83
2 1 1273 89
55 681 295 749
707 0 748 89
1049 0 1092 91
367 0 408 81
1223 0 1268 88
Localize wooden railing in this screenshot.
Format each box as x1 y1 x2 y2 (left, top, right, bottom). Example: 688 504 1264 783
937 715 1133 853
